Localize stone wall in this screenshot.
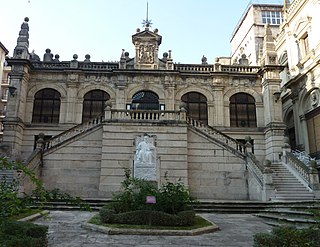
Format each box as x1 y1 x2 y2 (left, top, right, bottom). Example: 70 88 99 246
41 127 103 198
187 129 248 200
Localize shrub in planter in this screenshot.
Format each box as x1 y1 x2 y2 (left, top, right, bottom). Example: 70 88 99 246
253 225 320 247
0 220 48 247
99 209 196 226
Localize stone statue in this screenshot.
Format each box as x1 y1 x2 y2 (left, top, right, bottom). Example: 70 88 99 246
135 134 155 164
134 134 157 181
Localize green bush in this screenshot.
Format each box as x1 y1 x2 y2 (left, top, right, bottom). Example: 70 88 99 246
100 208 196 226
107 169 195 213
253 225 320 247
0 220 48 247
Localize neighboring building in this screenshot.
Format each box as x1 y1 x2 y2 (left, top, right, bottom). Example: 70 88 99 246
0 42 9 141
276 0 320 158
231 2 284 66
1 1 319 202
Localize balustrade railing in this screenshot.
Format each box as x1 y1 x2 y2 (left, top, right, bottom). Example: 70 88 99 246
285 151 311 186
43 115 104 152
108 109 186 122
246 152 264 187
79 62 118 70
32 61 119 70
175 64 260 74
186 116 247 159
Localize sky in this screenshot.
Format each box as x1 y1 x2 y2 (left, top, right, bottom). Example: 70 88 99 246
0 0 284 64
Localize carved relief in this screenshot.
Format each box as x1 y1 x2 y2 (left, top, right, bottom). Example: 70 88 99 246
138 43 155 64
310 89 319 107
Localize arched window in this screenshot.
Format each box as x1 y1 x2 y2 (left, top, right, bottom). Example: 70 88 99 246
82 90 110 122
131 91 159 110
32 89 61 123
230 93 256 127
181 92 208 124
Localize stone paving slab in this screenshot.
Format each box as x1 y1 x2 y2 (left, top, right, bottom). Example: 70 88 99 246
34 211 272 247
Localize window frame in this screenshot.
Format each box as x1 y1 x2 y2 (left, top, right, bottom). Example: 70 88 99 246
31 88 61 124
229 93 257 128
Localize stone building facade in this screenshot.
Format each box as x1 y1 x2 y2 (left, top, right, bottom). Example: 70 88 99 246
276 0 320 159
2 1 319 201
231 3 284 66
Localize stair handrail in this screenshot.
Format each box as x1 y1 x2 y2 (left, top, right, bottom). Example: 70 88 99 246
285 151 311 186
186 116 247 159
43 115 104 152
246 152 264 187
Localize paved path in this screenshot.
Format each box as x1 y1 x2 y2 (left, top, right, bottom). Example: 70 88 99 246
35 211 272 247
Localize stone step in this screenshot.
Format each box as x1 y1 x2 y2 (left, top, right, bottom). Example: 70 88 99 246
256 212 319 228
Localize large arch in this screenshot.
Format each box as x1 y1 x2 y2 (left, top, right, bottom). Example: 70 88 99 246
229 93 257 128
31 88 61 124
181 91 208 124
131 90 159 110
82 90 110 122
224 88 263 127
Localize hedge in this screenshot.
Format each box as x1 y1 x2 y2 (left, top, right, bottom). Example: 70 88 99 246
0 220 48 247
99 207 196 226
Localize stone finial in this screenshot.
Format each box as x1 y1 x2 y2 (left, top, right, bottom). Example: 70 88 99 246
201 55 208 65
283 0 291 10
53 54 60 63
264 24 274 43
260 24 277 66
13 17 30 59
162 52 168 62
72 54 78 61
30 50 40 61
239 54 249 66
154 28 158 34
84 54 91 62
136 28 140 33
43 48 53 62
124 52 130 60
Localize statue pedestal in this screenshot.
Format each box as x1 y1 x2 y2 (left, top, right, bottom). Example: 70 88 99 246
134 161 157 181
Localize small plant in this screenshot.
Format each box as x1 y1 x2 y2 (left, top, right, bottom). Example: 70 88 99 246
100 169 196 226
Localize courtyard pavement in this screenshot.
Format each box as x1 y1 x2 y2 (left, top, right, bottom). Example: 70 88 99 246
34 211 272 247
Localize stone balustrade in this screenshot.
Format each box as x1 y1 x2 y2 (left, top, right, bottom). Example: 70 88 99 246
106 109 186 122
175 64 260 74
187 116 247 158
287 0 303 15
284 151 311 186
43 115 104 151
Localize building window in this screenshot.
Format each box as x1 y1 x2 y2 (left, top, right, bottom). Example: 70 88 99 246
306 107 320 159
230 93 257 127
82 90 110 122
301 33 310 57
262 11 283 25
131 91 159 110
32 89 61 123
181 92 208 124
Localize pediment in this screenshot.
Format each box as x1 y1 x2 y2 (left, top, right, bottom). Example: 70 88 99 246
132 29 162 45
293 17 311 37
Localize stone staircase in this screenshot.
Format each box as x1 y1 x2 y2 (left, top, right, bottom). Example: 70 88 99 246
271 163 315 201
256 208 319 228
0 169 14 184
